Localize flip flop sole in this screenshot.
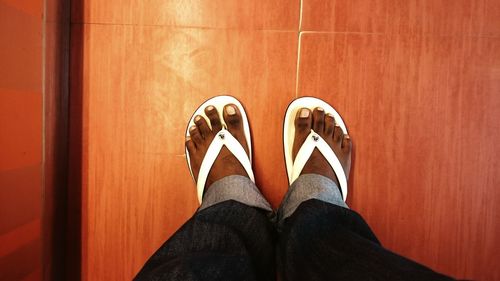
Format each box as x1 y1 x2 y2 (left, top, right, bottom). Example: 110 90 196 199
283 96 349 200
185 95 252 203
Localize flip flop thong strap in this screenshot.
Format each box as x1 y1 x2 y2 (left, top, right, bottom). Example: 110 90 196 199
291 129 348 201
196 128 255 203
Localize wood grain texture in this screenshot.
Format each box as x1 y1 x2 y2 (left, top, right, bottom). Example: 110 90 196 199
77 24 296 280
301 0 500 36
72 0 500 280
297 33 500 281
71 0 299 30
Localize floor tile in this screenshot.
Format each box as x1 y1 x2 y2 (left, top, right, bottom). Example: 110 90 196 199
297 33 500 280
85 153 198 280
73 1 500 279
71 0 299 30
301 0 500 36
74 24 297 280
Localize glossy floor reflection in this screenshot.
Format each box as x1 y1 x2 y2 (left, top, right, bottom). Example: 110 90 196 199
71 0 500 280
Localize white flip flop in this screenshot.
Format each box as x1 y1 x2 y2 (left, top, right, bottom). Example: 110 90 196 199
283 97 349 201
185 95 254 204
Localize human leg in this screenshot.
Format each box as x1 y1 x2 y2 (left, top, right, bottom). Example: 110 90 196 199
277 103 455 281
135 99 275 280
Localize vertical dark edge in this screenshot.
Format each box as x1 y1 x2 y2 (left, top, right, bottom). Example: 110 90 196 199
67 0 84 279
42 0 71 279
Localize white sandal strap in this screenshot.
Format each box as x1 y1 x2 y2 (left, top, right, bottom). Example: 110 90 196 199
196 128 255 203
291 129 348 201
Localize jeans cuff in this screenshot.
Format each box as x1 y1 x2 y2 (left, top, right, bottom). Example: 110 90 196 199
277 173 348 222
198 175 272 212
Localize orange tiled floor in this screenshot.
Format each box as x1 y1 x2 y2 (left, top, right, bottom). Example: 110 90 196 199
71 0 500 280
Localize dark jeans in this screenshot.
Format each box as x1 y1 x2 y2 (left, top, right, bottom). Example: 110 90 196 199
135 199 454 280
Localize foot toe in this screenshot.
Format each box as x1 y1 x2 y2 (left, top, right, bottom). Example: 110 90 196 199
324 113 335 137
194 115 212 138
295 108 312 133
186 136 196 153
189 125 204 145
205 105 223 132
223 104 242 129
222 103 250 156
312 107 325 133
333 124 343 144
342 134 351 151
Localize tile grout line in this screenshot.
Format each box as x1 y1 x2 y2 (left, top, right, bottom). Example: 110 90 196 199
68 22 500 38
295 33 303 98
298 0 303 30
295 0 304 98
300 30 385 35
69 21 297 32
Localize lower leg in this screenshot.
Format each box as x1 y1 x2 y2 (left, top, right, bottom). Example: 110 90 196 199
279 199 454 281
136 103 274 280
278 107 455 281
136 200 276 281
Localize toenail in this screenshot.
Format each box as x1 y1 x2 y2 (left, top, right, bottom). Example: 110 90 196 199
226 105 236 115
300 108 310 118
207 105 215 111
190 125 197 132
195 115 202 122
326 113 334 117
316 107 324 112
186 136 191 141
345 134 350 140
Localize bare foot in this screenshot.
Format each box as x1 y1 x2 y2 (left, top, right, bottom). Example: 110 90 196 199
292 107 352 193
186 104 250 193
